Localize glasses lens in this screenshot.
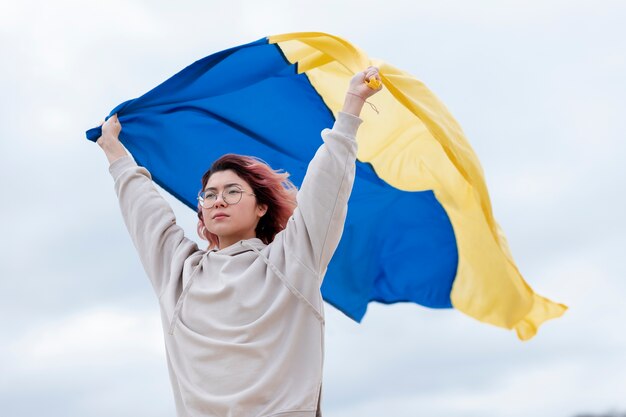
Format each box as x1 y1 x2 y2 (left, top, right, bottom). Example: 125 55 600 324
223 189 243 205
199 191 216 207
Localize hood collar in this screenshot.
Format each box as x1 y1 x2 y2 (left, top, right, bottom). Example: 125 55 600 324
168 238 268 336
211 238 267 256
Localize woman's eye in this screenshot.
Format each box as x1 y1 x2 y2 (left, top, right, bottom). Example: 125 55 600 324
227 189 241 195
205 193 217 199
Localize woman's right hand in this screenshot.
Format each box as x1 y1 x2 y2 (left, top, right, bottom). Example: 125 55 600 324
96 114 128 164
97 114 122 148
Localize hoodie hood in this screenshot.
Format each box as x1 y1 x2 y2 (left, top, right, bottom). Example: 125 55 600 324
169 238 268 335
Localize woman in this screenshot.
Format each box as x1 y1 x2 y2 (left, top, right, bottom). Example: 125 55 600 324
97 67 382 417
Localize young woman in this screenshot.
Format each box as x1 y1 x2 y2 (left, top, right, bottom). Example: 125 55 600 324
97 67 382 417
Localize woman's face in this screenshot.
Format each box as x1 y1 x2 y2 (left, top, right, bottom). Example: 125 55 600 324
201 169 267 246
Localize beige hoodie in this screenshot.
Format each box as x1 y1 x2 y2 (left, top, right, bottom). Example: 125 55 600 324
109 111 363 417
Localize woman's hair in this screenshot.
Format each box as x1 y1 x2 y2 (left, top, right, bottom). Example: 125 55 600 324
197 154 298 248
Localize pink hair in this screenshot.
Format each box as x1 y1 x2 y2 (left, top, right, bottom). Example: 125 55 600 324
197 154 298 249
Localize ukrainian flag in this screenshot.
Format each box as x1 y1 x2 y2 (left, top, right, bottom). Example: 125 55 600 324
86 32 566 340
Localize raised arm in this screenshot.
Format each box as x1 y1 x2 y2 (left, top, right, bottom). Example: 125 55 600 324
282 67 382 276
97 116 199 297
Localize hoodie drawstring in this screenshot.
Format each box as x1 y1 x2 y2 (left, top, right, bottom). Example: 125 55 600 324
168 252 210 335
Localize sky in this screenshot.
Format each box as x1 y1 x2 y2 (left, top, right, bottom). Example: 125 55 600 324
1 0 625 416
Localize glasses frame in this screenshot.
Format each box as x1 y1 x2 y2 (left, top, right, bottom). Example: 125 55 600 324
197 187 256 209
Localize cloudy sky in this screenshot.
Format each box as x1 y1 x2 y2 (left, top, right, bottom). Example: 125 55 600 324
1 0 625 416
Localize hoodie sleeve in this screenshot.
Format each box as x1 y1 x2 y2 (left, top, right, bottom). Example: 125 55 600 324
282 111 363 278
109 155 199 297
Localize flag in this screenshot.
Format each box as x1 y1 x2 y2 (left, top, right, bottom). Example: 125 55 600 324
87 32 566 340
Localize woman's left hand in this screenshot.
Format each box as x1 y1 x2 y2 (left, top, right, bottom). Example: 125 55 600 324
347 66 383 99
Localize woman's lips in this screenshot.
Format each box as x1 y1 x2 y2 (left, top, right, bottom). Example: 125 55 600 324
213 214 229 220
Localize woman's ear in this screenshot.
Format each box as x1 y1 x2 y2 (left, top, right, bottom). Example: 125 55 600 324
198 223 208 241
257 203 268 217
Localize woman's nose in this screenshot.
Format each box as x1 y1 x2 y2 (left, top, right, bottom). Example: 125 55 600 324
213 194 227 208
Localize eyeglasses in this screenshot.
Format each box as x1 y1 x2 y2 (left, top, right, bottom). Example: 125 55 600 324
197 186 256 208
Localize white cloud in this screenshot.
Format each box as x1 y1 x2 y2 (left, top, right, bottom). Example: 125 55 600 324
6 307 164 374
